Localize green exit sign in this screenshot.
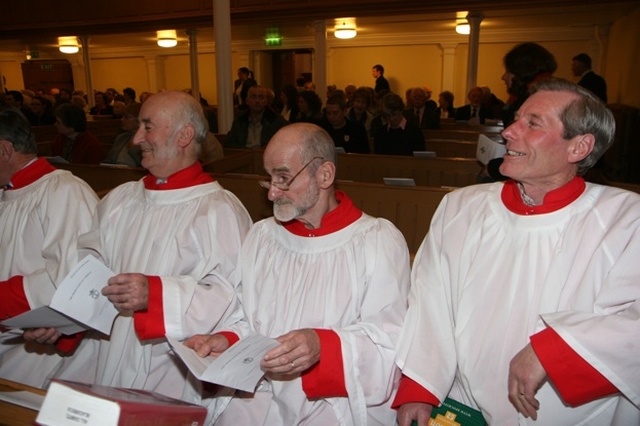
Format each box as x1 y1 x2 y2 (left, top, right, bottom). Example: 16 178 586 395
29 51 39 58
264 37 282 46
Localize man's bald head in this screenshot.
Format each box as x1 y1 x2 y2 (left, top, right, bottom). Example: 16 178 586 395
267 123 336 170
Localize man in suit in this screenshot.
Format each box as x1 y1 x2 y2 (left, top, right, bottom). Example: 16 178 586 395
572 53 607 103
372 64 390 94
455 86 490 124
402 87 439 130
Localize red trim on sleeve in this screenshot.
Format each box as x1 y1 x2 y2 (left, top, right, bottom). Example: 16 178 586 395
133 275 166 340
216 331 240 347
301 329 348 399
530 327 618 406
392 375 441 409
55 332 85 354
0 276 31 323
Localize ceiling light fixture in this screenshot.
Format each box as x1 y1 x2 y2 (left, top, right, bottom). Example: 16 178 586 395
455 11 470 35
58 36 79 54
334 18 357 39
157 30 178 48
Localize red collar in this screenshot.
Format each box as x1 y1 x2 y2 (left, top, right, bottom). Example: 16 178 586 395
501 177 586 215
143 162 214 190
283 191 363 237
6 158 56 190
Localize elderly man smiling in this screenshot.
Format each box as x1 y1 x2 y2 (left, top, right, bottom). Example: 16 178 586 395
394 78 640 425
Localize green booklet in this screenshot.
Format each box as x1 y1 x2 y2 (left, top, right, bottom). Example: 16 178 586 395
411 397 487 426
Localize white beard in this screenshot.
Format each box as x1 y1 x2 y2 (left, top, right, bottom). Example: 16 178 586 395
273 181 320 223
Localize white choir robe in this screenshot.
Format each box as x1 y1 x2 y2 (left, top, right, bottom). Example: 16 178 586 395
396 182 640 425
57 179 252 405
215 213 410 425
0 169 98 387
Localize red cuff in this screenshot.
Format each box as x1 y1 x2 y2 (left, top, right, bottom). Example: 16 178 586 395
55 332 85 354
301 329 348 399
531 327 618 406
134 276 166 340
392 375 440 409
216 331 240 347
0 276 31 324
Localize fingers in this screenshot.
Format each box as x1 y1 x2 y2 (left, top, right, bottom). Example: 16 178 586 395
23 327 61 345
397 402 433 426
183 334 230 357
102 273 149 311
262 329 320 374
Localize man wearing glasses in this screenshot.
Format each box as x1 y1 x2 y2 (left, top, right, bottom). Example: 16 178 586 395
187 123 411 425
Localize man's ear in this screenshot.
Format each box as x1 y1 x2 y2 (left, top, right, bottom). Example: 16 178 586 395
568 133 595 164
177 124 196 148
0 140 14 161
317 161 336 190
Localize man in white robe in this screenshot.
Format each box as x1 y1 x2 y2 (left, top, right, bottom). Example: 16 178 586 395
0 107 98 388
186 123 410 425
40 90 252 404
394 78 640 425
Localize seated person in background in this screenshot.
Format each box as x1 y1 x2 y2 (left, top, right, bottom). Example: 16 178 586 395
344 84 357 107
422 86 438 111
29 96 57 126
51 103 105 164
320 92 370 153
89 92 114 116
225 85 288 149
294 90 323 125
187 123 410 425
480 85 505 121
347 86 374 135
111 100 126 119
4 90 37 124
122 87 137 106
303 81 317 92
394 78 640 426
199 132 224 166
0 107 98 388
374 92 425 156
279 84 299 122
403 87 440 130
103 102 143 166
405 87 414 110
455 86 491 124
436 90 456 119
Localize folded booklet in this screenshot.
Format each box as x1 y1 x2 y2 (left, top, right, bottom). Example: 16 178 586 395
167 333 280 393
1 256 118 335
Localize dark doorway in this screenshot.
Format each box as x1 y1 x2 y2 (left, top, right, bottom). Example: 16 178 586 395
270 49 312 95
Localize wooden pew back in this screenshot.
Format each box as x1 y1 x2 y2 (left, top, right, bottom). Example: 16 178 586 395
336 153 481 187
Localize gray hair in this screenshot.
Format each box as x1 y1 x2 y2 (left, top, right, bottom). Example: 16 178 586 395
531 78 615 176
298 123 337 174
0 107 36 154
172 91 209 146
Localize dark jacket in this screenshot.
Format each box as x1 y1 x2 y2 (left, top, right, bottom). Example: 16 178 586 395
224 108 288 148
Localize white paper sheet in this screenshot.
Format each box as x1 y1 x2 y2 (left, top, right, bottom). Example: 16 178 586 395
167 333 280 393
476 133 507 165
1 256 119 335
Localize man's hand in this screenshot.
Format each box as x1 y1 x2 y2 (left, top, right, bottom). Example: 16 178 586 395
261 329 320 375
508 343 547 420
102 273 149 312
397 402 433 426
183 334 230 358
23 327 62 345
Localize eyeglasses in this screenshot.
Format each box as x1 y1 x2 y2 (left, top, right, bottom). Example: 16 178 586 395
259 156 323 191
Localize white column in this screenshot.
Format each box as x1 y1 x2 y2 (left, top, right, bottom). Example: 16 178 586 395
439 43 458 92
213 0 233 134
465 13 483 95
313 20 327 104
187 29 200 102
79 36 94 107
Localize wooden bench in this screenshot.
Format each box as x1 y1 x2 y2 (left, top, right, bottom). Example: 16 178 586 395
32 119 123 143
424 139 477 158
336 153 481 188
